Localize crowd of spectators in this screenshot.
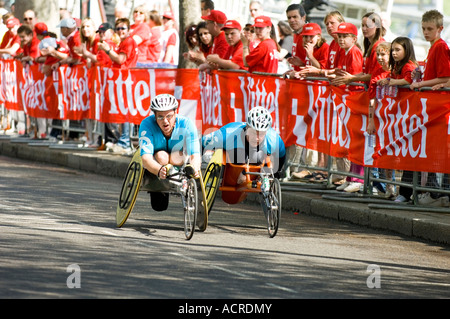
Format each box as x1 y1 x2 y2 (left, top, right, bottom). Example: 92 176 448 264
1 0 450 206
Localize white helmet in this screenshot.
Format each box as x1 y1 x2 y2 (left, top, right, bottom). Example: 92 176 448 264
246 106 272 132
150 94 178 112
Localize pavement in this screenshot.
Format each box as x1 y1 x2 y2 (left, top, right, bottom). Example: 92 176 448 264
1 135 450 246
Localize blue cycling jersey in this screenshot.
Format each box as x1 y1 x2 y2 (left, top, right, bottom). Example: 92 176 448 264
139 114 200 157
202 122 286 163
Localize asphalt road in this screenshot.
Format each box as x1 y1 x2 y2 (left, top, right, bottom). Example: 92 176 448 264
1 156 449 300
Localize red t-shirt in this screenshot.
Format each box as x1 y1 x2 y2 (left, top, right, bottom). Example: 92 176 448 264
130 22 151 62
245 38 278 74
147 26 162 63
369 67 390 99
423 38 450 81
96 39 116 67
224 40 246 70
44 39 70 66
304 42 329 69
67 30 83 62
327 39 342 69
112 36 138 69
0 30 21 55
363 38 384 76
392 60 417 83
22 35 41 59
337 44 363 75
211 31 229 59
291 33 306 71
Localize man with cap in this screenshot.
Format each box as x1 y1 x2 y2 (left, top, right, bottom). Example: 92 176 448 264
0 17 21 57
89 22 116 67
241 16 278 74
53 17 83 68
201 19 246 71
159 11 179 65
201 9 229 59
98 17 137 69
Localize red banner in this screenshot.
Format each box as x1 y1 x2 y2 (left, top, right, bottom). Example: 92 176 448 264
16 63 60 119
2 60 450 173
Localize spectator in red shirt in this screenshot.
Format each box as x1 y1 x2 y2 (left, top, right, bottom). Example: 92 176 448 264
53 17 83 68
0 17 21 57
38 37 69 76
16 24 40 64
285 3 307 73
159 11 179 65
86 22 118 68
147 10 162 63
130 4 151 63
201 10 230 59
333 12 385 86
98 18 138 69
74 17 100 68
201 20 246 72
242 15 278 74
299 23 329 69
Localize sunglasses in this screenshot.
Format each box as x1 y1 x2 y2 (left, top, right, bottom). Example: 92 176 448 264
244 28 255 33
115 27 127 31
24 18 34 21
134 11 144 14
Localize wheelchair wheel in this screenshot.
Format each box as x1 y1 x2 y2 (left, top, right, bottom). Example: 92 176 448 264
266 178 281 238
116 150 144 227
203 162 222 213
183 178 198 240
196 174 209 232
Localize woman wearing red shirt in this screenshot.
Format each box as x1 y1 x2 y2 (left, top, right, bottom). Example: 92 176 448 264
242 16 279 74
98 18 138 69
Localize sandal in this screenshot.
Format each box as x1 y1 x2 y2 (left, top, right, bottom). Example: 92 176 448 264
309 172 328 182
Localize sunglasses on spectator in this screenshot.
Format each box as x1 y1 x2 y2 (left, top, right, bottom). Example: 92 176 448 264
134 11 144 14
244 28 255 33
115 27 127 31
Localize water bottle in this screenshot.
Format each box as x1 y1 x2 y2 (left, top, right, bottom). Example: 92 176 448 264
261 177 270 192
412 67 422 83
391 85 398 97
376 85 384 100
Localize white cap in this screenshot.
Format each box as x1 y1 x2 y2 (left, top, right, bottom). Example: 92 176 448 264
57 18 76 28
38 37 57 50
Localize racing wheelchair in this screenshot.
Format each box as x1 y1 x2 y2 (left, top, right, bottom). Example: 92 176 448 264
202 148 282 238
116 148 208 240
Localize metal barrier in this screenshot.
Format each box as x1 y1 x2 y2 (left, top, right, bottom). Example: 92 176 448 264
283 79 450 212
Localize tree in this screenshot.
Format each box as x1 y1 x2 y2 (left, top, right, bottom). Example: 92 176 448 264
178 0 201 68
14 0 60 33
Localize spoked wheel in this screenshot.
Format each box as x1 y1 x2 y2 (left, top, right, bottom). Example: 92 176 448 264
116 150 144 227
183 178 198 240
266 178 281 238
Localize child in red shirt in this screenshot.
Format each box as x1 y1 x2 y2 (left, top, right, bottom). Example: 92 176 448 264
377 37 417 89
242 16 278 74
203 20 246 71
295 23 329 70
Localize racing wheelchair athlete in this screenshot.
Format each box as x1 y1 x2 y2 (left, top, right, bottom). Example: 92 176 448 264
201 106 286 237
116 94 207 240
